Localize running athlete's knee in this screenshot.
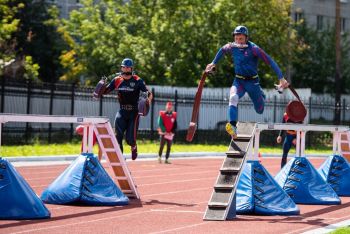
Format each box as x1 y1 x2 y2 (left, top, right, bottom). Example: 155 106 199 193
255 105 264 114
126 139 135 147
229 93 239 106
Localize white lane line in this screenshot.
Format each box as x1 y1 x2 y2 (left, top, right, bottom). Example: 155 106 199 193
132 169 216 179
11 210 154 234
139 177 215 187
149 222 210 234
302 219 350 234
143 187 210 197
150 209 203 214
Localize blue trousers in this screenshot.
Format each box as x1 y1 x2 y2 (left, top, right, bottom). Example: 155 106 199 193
281 134 296 168
229 78 265 122
114 109 139 153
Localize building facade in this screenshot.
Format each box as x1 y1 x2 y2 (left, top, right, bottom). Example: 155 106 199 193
292 0 350 33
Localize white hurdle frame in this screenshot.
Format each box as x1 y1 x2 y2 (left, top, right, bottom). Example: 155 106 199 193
0 113 109 153
250 123 350 160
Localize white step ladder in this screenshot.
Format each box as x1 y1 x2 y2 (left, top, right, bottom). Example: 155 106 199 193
81 122 139 199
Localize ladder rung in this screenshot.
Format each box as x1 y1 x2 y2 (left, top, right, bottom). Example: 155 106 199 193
122 189 134 194
98 134 111 138
104 148 116 152
220 167 240 173
208 202 229 208
114 176 128 180
110 163 122 166
236 134 252 139
226 151 245 157
214 184 234 189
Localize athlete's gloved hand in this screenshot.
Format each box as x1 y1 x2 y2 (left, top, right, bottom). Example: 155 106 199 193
276 136 282 144
205 63 216 74
274 77 289 94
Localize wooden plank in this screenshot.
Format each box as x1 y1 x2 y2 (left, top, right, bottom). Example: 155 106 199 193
111 166 126 177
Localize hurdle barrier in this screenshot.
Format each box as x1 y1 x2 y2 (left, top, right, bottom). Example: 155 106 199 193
0 113 139 199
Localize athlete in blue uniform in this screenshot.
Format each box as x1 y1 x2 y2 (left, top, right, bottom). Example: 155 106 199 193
206 25 289 138
103 58 153 160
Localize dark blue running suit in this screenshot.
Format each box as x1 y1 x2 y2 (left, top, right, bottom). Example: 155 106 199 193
105 74 150 153
211 41 284 123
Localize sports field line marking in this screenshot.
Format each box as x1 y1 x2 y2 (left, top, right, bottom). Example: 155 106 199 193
301 219 350 234
150 209 203 214
149 222 210 234
132 169 216 179
128 164 220 174
10 210 155 234
285 213 350 234
143 187 210 197
139 177 215 187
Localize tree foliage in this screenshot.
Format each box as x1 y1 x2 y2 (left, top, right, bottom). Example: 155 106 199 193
292 22 350 94
11 0 67 82
0 0 21 69
59 0 293 87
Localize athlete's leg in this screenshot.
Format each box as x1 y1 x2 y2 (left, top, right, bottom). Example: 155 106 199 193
228 79 246 125
281 134 294 168
226 79 246 138
165 139 172 160
125 111 140 147
114 110 127 153
246 79 265 114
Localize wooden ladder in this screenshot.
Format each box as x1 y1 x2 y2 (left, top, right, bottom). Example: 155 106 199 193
340 131 350 162
203 122 256 220
90 122 139 199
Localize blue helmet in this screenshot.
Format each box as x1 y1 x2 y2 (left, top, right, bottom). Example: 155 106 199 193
232 25 249 36
121 58 134 67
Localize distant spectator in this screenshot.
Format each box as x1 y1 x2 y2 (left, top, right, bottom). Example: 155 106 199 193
276 112 303 168
157 102 177 164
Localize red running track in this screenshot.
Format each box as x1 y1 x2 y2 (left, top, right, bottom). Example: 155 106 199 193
1 157 350 234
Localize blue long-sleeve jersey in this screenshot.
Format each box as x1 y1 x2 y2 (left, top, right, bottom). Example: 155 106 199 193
212 41 284 80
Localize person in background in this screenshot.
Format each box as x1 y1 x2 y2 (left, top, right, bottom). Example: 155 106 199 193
276 112 303 168
157 101 177 164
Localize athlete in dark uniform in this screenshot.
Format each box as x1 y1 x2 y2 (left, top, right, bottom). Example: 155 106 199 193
103 58 153 160
277 112 303 168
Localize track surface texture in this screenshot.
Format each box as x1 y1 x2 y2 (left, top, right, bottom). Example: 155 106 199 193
1 157 350 234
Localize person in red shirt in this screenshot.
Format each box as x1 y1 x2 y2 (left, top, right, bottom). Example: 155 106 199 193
157 102 177 164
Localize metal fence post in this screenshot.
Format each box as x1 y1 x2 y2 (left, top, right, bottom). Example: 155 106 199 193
48 83 55 143
151 88 155 140
309 97 312 123
70 83 75 141
273 95 277 123
0 77 5 113
174 89 178 112
342 98 346 124
25 79 32 143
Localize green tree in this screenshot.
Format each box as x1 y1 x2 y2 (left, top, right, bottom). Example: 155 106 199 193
11 0 67 82
292 22 350 94
59 0 293 88
0 0 21 74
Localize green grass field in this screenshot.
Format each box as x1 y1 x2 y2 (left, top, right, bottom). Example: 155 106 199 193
0 140 333 157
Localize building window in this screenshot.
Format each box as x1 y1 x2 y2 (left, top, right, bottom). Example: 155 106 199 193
294 12 304 22
341 18 346 33
317 15 323 30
